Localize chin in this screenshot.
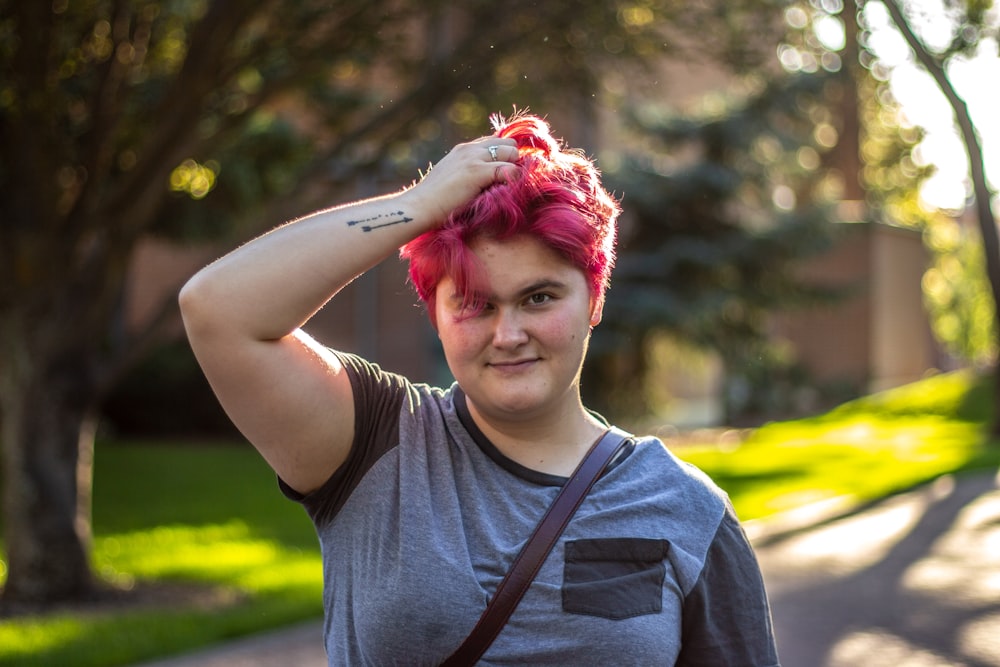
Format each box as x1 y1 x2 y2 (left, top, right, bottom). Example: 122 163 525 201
487 385 564 419
486 390 540 411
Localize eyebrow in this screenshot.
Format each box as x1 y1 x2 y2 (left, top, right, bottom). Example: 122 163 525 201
445 279 569 306
513 279 568 299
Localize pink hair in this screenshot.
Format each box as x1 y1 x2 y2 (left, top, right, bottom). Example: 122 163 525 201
400 112 620 322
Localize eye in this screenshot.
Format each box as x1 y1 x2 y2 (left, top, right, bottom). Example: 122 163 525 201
463 301 495 318
453 293 493 317
526 293 552 306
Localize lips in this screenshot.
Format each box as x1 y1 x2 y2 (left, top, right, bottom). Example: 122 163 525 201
487 358 538 370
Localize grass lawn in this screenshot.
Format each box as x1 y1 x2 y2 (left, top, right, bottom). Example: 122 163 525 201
675 368 1000 520
0 443 325 667
2 368 999 666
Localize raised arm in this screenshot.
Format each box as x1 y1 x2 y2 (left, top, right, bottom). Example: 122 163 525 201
179 136 517 494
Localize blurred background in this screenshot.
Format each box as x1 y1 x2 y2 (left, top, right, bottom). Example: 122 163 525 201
1 1 999 665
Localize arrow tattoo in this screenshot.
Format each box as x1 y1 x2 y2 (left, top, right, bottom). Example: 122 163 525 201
347 211 414 232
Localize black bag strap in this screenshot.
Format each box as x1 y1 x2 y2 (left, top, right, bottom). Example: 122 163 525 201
440 426 633 667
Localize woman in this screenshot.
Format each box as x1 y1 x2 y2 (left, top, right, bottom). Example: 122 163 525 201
180 113 779 665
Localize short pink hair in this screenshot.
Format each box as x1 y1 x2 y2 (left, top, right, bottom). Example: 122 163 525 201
400 112 620 322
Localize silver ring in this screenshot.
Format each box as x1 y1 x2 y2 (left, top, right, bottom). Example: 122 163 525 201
487 145 500 162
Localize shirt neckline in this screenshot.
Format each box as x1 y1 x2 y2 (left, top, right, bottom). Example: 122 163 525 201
452 386 633 487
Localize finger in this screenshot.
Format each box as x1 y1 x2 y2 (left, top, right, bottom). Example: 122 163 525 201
473 137 517 163
493 164 510 183
487 144 521 166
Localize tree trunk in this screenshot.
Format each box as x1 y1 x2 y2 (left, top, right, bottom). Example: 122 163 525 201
0 318 97 609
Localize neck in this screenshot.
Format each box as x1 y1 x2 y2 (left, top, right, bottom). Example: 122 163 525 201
466 398 606 477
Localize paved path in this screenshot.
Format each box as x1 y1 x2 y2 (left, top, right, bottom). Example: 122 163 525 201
754 469 1000 667
132 470 1000 667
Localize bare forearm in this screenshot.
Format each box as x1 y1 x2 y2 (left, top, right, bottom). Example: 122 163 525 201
180 135 517 342
180 189 431 341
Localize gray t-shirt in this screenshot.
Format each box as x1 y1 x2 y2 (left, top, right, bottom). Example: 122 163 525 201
283 353 779 666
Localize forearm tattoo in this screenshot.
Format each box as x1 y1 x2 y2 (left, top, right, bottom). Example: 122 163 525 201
346 210 414 232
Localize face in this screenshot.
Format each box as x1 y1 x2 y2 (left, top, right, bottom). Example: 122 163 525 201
434 235 603 425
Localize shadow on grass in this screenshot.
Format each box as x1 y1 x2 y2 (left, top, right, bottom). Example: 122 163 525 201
703 468 808 494
955 371 995 423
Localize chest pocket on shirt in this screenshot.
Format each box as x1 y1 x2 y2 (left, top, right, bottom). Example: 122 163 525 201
562 538 670 620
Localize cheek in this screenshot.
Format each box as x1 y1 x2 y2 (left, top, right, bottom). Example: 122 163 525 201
541 313 590 349
438 320 486 361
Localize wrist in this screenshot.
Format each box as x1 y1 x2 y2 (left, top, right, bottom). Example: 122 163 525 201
396 182 449 230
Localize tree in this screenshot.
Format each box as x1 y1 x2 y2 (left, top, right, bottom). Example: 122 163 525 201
585 72 846 422
1 0 771 608
771 0 1000 405
846 14 995 368
0 0 413 609
871 0 1000 432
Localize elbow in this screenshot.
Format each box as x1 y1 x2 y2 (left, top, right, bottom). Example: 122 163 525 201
178 270 220 339
178 266 276 343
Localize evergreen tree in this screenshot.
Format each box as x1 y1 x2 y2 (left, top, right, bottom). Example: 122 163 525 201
587 73 846 422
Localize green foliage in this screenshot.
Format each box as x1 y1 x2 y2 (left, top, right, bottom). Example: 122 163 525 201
923 222 999 364
855 73 933 226
155 113 316 240
0 0 785 321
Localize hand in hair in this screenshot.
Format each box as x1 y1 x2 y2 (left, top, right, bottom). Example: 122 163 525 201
403 136 519 227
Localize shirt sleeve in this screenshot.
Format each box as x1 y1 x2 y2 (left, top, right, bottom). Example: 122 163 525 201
675 504 781 666
277 351 409 527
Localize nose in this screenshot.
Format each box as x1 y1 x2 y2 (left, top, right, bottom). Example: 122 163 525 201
492 308 529 349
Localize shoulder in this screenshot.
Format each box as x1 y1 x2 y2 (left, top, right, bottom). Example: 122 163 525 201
287 352 455 524
335 351 412 398
335 351 446 414
627 435 730 510
332 351 461 456
607 434 735 577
